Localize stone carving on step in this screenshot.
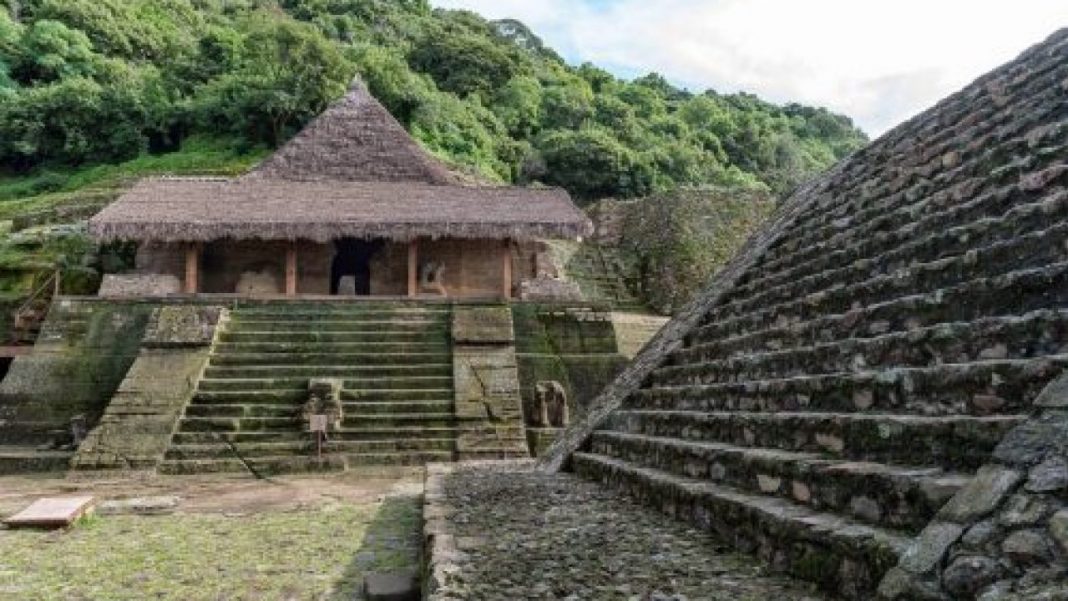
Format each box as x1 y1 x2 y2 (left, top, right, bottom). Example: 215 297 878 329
533 381 569 427
302 378 343 431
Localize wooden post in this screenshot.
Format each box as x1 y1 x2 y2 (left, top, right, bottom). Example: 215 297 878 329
407 239 419 298
285 243 298 296
184 243 200 294
501 239 512 300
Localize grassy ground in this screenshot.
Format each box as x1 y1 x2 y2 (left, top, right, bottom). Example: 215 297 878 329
0 472 423 601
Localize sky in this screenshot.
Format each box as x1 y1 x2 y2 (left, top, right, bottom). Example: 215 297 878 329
430 0 1068 137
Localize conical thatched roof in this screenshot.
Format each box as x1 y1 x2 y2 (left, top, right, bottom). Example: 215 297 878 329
90 79 592 243
246 80 459 184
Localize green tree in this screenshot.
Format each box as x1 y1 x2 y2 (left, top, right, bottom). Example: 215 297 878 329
492 75 541 138
11 19 95 83
535 127 654 200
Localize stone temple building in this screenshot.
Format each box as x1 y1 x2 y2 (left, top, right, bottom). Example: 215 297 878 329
527 27 1068 601
0 81 632 476
89 80 590 300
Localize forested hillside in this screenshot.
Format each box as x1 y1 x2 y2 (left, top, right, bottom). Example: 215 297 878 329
0 0 868 320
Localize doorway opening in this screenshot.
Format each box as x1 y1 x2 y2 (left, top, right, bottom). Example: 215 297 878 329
330 238 385 296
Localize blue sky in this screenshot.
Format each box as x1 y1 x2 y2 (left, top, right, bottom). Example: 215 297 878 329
431 0 1068 136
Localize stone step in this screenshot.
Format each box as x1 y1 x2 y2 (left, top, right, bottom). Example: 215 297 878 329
176 416 299 433
212 341 450 354
589 431 965 533
572 452 910 599
637 355 1068 416
192 389 306 404
225 319 449 332
209 352 451 367
171 426 459 445
201 364 453 380
340 413 459 428
164 437 456 460
234 306 450 317
220 330 449 344
746 121 1065 285
603 410 1022 471
669 309 1068 382
725 189 1068 312
158 451 455 475
185 401 454 418
706 225 1067 327
195 379 453 395
690 261 1068 347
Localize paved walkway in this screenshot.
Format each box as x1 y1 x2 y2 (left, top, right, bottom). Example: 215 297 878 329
426 462 828 600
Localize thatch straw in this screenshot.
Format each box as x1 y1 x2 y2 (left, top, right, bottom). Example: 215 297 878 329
89 178 592 243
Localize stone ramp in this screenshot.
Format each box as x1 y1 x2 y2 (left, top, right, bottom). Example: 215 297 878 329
423 461 828 600
552 28 1068 600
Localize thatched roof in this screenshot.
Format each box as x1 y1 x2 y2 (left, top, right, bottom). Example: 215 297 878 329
90 79 591 243
245 80 459 184
89 178 590 243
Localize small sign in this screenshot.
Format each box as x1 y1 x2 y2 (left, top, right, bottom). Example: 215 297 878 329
309 414 328 433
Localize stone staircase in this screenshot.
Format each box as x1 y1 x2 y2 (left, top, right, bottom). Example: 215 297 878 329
566 243 646 312
160 302 459 474
569 31 1068 600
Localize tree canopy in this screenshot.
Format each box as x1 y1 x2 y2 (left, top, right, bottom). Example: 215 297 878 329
0 0 868 200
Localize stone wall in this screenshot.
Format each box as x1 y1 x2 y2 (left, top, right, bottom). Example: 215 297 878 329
879 374 1068 600
71 305 224 471
512 303 630 456
0 299 156 445
451 306 528 459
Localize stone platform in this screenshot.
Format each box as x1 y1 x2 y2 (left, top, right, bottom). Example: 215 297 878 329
423 461 827 600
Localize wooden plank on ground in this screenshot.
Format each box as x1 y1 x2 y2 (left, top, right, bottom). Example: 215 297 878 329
3 496 95 529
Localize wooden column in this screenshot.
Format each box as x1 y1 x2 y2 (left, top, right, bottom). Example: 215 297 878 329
285 243 298 296
184 243 200 294
407 239 419 298
501 239 513 300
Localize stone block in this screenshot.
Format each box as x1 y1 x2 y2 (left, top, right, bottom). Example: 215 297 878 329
235 270 280 295
1049 509 1068 554
142 306 225 348
452 306 514 344
363 570 418 601
899 521 964 574
1001 529 1053 563
98 274 181 298
938 466 1021 523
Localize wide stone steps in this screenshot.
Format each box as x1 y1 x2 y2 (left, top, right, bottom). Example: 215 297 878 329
165 438 456 460
184 400 454 419
220 330 448 344
209 352 451 367
171 426 460 445
728 158 1068 307
669 309 1068 382
158 451 454 475
572 452 910 599
744 96 1064 281
162 303 461 474
704 225 1067 329
588 431 965 533
201 364 453 380
690 261 1068 347
604 410 1020 470
212 341 449 354
714 204 1068 323
636 355 1068 416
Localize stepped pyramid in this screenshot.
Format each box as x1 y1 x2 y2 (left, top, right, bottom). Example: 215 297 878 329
545 28 1068 599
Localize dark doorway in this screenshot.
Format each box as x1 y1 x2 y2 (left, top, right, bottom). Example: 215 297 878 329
331 238 385 295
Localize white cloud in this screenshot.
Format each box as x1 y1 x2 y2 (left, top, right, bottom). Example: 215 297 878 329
431 0 1068 135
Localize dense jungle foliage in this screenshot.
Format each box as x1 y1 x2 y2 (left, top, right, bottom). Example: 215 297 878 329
0 0 867 200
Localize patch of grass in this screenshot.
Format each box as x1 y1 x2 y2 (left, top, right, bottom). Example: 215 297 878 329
0 495 423 600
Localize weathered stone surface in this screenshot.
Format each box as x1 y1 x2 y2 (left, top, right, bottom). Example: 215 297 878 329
1033 374 1068 408
993 411 1068 467
142 305 224 348
961 520 999 549
97 496 180 516
363 570 419 601
1025 455 1068 493
1048 510 1068 554
518 275 583 302
899 521 964 575
452 306 514 344
998 494 1051 528
938 466 1021 523
98 274 181 298
943 555 1000 597
1001 529 1053 564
